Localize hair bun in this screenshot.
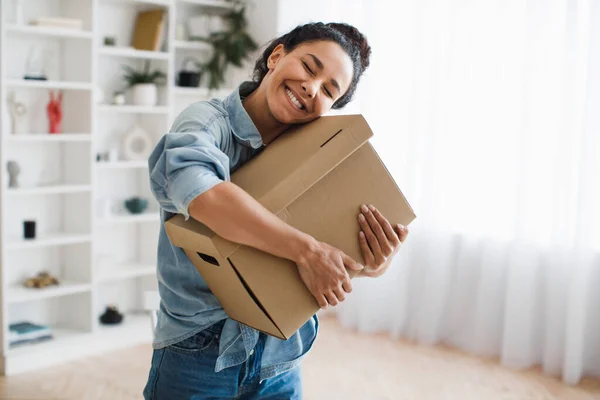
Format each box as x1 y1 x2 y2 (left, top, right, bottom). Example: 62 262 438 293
327 22 371 70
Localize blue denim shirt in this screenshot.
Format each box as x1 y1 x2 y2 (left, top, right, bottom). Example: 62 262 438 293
147 82 319 382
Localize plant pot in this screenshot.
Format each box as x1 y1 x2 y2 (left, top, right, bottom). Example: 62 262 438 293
132 83 157 106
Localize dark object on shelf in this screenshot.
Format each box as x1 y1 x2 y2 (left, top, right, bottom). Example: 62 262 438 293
177 57 202 87
96 152 110 162
100 305 124 325
104 36 116 46
124 196 148 214
24 271 60 289
23 220 36 239
23 75 47 81
177 70 201 87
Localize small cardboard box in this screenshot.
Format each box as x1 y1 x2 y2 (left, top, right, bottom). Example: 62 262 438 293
164 115 416 339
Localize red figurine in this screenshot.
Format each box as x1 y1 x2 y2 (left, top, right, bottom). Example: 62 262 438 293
47 91 63 134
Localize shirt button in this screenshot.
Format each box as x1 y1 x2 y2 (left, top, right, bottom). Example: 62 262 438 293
249 349 255 356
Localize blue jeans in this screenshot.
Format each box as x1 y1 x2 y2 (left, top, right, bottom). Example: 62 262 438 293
143 321 302 399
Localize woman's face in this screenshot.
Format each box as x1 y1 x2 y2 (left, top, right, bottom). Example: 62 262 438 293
265 41 354 124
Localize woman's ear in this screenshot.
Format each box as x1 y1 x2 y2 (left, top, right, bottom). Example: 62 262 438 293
267 44 286 70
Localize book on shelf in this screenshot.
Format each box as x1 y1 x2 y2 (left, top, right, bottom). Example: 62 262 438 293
9 321 54 347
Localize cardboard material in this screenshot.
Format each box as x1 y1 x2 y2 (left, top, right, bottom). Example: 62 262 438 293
165 114 416 339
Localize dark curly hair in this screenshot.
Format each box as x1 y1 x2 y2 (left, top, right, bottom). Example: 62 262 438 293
250 22 371 109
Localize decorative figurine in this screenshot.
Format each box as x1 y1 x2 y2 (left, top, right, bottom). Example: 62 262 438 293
7 160 20 188
7 92 27 135
47 91 62 134
24 271 60 289
99 305 124 325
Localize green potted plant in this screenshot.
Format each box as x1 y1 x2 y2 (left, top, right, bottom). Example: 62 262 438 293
196 3 258 89
121 61 166 106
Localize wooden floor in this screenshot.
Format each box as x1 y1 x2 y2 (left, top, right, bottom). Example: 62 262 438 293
1 316 599 399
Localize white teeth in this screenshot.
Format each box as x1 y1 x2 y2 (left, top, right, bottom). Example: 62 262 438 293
285 88 304 110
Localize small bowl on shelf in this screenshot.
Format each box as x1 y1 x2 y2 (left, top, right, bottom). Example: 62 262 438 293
124 197 148 214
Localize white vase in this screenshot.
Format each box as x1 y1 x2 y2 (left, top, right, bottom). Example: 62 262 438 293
132 83 157 106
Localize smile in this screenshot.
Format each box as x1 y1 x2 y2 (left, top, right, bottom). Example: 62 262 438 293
285 87 305 111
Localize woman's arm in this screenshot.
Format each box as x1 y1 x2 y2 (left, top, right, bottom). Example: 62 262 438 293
189 181 309 261
188 182 363 308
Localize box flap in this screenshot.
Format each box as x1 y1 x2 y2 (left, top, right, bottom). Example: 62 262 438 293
231 114 373 214
183 250 285 338
228 244 313 340
164 214 218 254
164 216 286 338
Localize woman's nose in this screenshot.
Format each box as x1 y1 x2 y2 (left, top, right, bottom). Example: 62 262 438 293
301 82 316 98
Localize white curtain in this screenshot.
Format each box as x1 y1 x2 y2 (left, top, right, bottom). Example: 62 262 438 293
277 0 600 385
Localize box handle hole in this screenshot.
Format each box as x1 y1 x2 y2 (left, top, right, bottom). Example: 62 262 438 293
198 252 220 266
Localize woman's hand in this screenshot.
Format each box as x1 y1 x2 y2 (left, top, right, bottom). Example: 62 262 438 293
295 239 363 309
357 204 409 278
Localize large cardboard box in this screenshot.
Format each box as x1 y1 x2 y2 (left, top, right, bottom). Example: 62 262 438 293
164 115 416 339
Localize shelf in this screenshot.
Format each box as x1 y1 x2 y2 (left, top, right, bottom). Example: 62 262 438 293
96 212 160 225
173 40 212 51
6 184 92 195
8 326 87 356
96 161 148 169
98 104 170 114
178 0 235 9
173 86 232 98
98 46 169 60
5 24 93 39
97 263 156 282
6 133 92 142
6 313 152 373
7 233 92 250
7 282 91 304
102 0 171 7
6 79 93 91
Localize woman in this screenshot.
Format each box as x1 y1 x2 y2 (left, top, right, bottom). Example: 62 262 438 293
143 22 409 399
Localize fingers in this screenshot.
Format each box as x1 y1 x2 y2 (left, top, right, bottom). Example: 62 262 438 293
395 224 409 242
324 292 339 307
333 287 346 303
370 205 400 246
358 210 381 254
361 205 388 250
343 253 363 271
359 231 376 268
342 279 353 294
316 293 328 309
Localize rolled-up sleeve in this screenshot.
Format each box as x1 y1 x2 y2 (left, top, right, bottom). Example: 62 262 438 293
148 128 230 220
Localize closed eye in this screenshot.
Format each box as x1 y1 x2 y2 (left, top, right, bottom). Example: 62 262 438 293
302 61 314 75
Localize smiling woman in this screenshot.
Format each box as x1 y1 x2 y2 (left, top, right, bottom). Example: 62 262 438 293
143 22 406 400
241 22 372 144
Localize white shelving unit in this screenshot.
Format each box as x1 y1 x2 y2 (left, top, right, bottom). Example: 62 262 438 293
0 0 244 376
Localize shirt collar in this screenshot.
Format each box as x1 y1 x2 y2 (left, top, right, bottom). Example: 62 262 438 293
223 81 264 149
